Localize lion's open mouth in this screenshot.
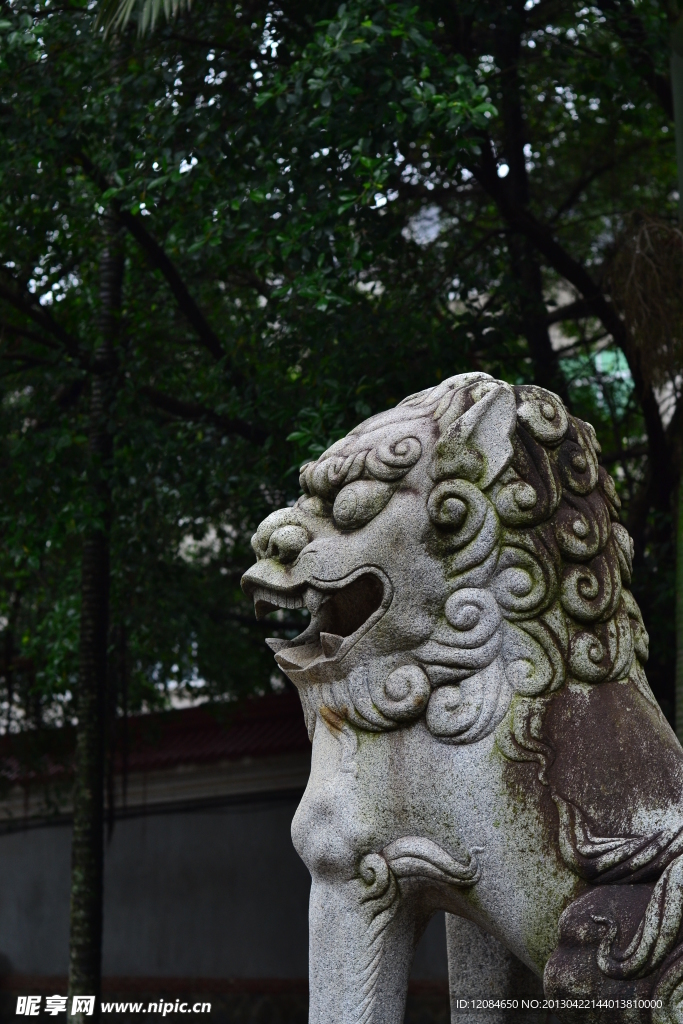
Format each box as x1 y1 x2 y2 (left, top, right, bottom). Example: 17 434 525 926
250 570 389 671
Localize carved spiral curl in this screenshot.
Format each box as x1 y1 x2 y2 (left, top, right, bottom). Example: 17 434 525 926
599 466 622 519
300 435 421 501
425 658 510 742
560 545 622 624
568 630 610 683
609 600 636 680
493 430 561 528
444 588 501 648
612 523 634 585
493 480 539 524
358 852 397 910
515 386 569 445
426 683 480 737
491 546 550 618
427 479 489 546
553 491 611 562
300 451 365 500
365 436 422 480
622 589 649 663
557 423 600 495
370 665 431 722
502 621 557 695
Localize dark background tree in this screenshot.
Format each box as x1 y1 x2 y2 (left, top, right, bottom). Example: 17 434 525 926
0 0 681 1008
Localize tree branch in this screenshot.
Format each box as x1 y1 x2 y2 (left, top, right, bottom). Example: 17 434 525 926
600 444 649 465
139 385 267 444
468 138 670 504
0 274 83 362
116 208 231 368
0 321 61 347
75 153 244 384
551 138 667 223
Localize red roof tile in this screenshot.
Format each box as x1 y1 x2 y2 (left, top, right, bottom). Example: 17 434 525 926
0 692 310 785
121 692 310 772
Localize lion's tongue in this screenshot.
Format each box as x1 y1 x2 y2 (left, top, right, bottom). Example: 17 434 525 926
274 645 315 670
272 629 344 670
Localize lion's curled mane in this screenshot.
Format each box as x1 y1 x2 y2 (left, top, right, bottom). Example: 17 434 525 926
295 371 653 748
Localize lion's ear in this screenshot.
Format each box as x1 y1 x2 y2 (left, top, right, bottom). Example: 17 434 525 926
433 385 516 489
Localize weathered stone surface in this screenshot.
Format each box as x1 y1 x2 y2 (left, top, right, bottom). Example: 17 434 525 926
242 373 683 1024
446 915 545 1023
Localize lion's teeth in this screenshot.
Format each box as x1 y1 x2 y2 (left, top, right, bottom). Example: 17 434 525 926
320 633 344 658
265 638 290 652
253 586 304 612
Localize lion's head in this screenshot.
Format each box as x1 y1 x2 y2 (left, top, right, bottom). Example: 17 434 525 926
241 372 650 743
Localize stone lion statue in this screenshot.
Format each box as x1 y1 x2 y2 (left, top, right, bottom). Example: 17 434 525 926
242 372 683 1024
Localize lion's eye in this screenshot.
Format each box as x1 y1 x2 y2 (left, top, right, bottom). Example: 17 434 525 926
332 480 395 529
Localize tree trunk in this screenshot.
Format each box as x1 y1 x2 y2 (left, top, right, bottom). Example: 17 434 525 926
3 589 20 732
493 4 570 406
672 19 683 742
509 235 569 403
68 209 123 1021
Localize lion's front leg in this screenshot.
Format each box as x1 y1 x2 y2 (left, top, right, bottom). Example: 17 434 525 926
307 868 424 1024
294 718 455 1024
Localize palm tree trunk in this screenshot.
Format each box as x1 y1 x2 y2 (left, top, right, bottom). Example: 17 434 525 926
68 209 123 1021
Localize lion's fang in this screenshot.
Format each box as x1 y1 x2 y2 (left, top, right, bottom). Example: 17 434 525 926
320 633 344 658
304 587 325 614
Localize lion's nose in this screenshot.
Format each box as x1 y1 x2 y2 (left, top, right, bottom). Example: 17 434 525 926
265 525 309 564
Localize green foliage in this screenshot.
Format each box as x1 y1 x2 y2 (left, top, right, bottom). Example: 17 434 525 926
0 0 679 726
